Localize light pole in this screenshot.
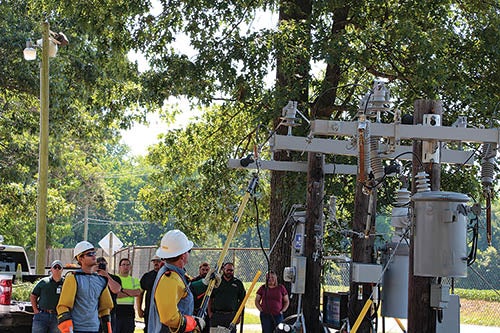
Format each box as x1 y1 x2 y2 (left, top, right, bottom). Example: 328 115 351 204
24 21 67 274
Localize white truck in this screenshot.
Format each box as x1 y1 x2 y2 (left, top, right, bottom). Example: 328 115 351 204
0 235 38 333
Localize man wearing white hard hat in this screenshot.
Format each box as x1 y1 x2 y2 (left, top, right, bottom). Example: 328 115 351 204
147 230 205 333
56 241 114 333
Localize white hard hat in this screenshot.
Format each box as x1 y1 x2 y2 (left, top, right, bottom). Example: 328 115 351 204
74 241 95 259
156 229 193 259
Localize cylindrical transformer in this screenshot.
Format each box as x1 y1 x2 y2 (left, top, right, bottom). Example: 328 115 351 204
381 243 409 318
412 191 470 277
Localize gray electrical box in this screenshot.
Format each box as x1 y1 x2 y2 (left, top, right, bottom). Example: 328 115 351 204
351 263 382 283
381 243 409 319
291 256 306 294
430 283 451 309
436 294 460 333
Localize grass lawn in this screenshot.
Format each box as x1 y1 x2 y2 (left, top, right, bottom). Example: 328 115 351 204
133 285 500 331
460 299 500 326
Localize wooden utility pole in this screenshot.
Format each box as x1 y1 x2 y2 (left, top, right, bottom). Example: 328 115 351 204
408 99 442 333
303 152 324 332
348 181 377 333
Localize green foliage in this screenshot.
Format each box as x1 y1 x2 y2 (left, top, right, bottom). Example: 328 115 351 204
0 0 155 248
12 282 34 302
141 103 271 244
111 2 500 270
455 288 500 302
1 0 499 260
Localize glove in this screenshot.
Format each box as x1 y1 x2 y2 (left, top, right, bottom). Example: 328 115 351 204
184 315 205 332
57 312 73 333
202 269 222 288
194 316 206 331
57 319 74 333
100 315 112 333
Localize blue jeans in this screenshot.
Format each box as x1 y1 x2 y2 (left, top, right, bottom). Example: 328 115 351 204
259 312 284 333
32 312 59 333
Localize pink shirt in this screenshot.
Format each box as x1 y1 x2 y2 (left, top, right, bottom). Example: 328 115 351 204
256 284 288 315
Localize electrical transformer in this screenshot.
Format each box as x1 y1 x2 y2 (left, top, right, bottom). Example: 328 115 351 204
412 191 470 277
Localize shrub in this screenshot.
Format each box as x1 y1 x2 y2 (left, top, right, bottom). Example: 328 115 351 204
455 288 500 302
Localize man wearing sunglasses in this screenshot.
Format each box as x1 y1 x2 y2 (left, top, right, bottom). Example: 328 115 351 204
30 259 65 333
208 262 246 333
56 241 114 333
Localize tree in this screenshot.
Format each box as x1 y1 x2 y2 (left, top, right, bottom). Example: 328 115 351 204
1 0 498 329
0 0 152 247
132 1 499 331
141 104 271 242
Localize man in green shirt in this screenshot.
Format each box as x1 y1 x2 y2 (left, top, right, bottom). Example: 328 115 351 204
30 260 65 333
208 262 246 333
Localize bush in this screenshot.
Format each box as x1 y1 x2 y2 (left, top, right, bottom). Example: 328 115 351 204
455 288 500 302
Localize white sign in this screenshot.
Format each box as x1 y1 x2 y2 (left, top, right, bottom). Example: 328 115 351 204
98 231 123 255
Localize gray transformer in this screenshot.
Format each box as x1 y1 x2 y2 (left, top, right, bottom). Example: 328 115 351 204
412 191 470 277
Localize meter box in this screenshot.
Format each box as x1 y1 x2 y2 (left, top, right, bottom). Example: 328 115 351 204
351 263 382 283
323 292 348 329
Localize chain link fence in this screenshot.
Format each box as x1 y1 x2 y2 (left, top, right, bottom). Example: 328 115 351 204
44 247 497 287
45 247 498 326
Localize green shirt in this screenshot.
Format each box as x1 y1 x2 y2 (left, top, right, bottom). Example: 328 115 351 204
211 277 246 312
31 276 64 311
117 275 140 305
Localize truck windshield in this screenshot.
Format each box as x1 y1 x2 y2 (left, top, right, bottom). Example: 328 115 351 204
0 251 29 272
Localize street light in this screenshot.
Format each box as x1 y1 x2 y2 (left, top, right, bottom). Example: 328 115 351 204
24 21 68 274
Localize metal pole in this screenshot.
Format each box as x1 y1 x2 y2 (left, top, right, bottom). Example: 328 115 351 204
35 21 50 275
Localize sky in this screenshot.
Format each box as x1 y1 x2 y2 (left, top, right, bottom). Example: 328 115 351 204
120 3 278 156
119 113 166 156
119 105 200 156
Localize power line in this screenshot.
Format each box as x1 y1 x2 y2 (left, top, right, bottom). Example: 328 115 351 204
74 218 153 225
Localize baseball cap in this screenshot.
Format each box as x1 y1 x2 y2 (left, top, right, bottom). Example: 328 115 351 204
51 260 63 268
150 255 161 261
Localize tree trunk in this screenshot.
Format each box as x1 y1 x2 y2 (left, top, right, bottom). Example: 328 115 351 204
270 0 312 322
303 152 324 332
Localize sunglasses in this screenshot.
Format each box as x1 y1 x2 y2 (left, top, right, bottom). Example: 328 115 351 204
82 251 96 257
52 265 62 270
226 269 234 272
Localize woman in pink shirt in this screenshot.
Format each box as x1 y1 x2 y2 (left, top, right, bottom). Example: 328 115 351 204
255 271 290 333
